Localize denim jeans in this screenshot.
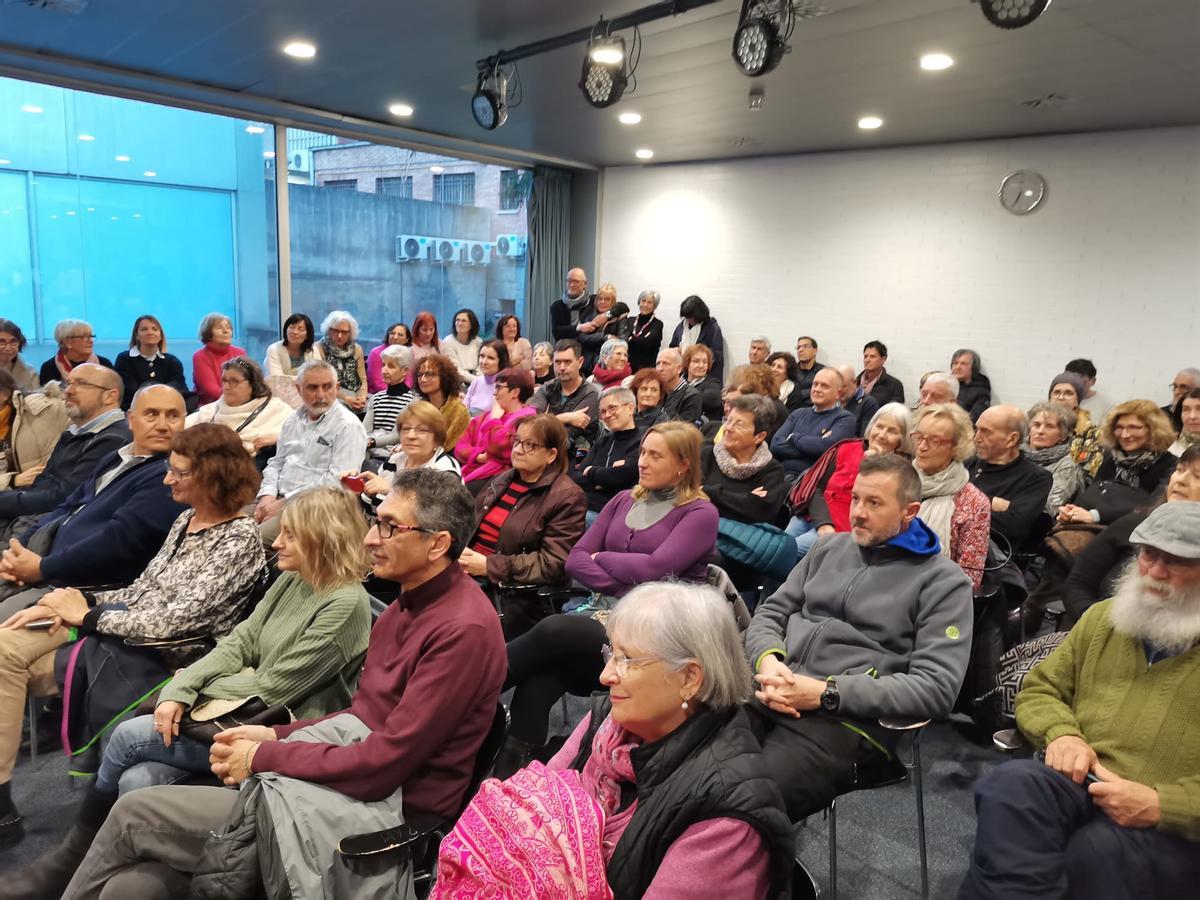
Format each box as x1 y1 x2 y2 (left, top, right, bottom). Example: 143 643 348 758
785 516 821 559
96 714 215 795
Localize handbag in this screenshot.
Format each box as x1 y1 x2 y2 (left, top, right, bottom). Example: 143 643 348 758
786 439 855 517
179 695 292 743
1074 479 1151 524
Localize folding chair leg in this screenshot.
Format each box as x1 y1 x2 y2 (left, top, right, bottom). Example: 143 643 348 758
27 695 39 762
912 740 928 900
827 798 837 900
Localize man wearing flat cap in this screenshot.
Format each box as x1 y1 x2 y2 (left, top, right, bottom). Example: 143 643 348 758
960 501 1200 900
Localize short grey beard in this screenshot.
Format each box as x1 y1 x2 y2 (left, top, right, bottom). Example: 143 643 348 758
1108 559 1200 655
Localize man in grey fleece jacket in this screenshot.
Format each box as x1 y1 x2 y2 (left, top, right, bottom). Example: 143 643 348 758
745 453 974 820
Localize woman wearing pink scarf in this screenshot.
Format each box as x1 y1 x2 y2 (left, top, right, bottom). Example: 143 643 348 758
432 583 793 899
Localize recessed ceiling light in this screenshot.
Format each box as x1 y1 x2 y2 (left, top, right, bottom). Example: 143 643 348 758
66 210 76 216
282 41 316 59
86 207 95 212
388 103 414 118
858 116 883 130
263 151 276 159
920 53 954 71
245 125 266 134
618 111 642 125
50 214 58 220
133 213 142 218
143 170 157 177
0 159 10 165
635 148 654 160
115 154 132 162
430 165 445 174
110 216 118 221
77 133 96 142
20 104 43 114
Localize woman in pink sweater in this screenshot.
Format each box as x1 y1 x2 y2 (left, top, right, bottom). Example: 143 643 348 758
191 312 246 405
431 582 793 899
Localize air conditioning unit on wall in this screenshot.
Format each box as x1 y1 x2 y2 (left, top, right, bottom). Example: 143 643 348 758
431 238 460 265
396 234 431 263
495 234 527 258
462 241 493 265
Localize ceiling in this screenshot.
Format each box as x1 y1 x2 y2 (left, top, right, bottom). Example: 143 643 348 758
0 0 1197 169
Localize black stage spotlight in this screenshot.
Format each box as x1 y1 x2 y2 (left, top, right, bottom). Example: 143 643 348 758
732 0 790 77
580 31 628 108
979 0 1053 29
471 68 509 130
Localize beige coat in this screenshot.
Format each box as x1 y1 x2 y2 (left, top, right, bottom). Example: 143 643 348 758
0 387 70 490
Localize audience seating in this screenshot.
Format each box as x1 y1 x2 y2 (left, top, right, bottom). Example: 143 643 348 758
336 701 509 896
821 717 930 900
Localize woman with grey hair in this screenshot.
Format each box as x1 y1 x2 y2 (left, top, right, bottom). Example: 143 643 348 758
627 289 664 372
39 318 113 387
313 309 367 414
1025 401 1085 517
191 312 246 405
531 341 554 385
363 344 416 459
590 336 631 389
440 581 792 898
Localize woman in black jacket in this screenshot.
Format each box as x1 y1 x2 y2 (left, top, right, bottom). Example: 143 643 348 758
700 395 787 526
683 343 723 422
668 295 724 377
627 290 664 372
113 315 189 409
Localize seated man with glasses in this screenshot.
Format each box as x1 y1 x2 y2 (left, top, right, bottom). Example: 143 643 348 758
961 501 1200 900
0 364 131 541
57 469 507 900
0 383 187 618
254 360 367 545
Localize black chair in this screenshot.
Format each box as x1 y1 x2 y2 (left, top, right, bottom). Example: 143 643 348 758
822 718 930 900
336 702 509 896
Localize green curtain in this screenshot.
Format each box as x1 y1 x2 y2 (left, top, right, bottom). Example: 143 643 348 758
526 165 573 343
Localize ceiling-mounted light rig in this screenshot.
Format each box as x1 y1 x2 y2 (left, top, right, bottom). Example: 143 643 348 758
471 66 510 130
732 0 793 77
978 0 1052 29
581 20 630 109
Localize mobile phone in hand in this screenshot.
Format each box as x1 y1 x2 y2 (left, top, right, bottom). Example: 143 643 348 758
24 619 55 631
340 474 367 494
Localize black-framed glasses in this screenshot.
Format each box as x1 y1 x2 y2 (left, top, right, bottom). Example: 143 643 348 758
511 437 545 452
64 378 111 392
66 333 95 341
370 517 437 540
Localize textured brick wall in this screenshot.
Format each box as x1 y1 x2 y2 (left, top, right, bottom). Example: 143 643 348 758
596 126 1200 413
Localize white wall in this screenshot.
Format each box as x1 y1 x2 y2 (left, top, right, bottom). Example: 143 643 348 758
597 126 1200 415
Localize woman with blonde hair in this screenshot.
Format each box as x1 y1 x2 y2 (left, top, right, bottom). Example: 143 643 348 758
497 421 719 774
191 312 245 405
1 487 374 895
911 402 991 589
1058 399 1178 526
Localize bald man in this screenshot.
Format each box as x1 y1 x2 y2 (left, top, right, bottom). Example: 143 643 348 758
0 384 187 617
549 267 598 345
967 405 1052 547
836 363 879 437
770 368 856 474
0 364 131 540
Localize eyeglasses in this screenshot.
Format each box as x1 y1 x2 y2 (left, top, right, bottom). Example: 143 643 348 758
166 465 194 480
417 370 438 379
329 327 352 336
1139 545 1200 572
722 415 754 431
600 644 659 678
598 403 630 417
66 333 95 341
511 437 545 452
1113 423 1149 434
0 339 19 348
400 425 434 436
1170 383 1195 392
64 378 110 392
220 376 248 386
370 517 437 540
911 431 953 448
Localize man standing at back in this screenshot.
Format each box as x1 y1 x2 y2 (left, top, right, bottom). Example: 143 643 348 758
857 340 905 406
745 454 973 820
0 364 129 539
549 268 597 344
793 336 824 407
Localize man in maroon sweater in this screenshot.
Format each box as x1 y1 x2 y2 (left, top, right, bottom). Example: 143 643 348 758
56 469 507 900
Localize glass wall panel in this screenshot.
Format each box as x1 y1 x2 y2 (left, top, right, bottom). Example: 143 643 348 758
0 74 277 384
286 129 529 350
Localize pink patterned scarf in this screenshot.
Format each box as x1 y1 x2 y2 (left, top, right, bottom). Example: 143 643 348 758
431 715 640 899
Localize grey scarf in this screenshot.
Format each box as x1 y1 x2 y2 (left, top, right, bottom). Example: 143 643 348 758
1022 442 1071 467
626 487 678 530
713 441 773 481
917 461 969 559
1110 448 1161 488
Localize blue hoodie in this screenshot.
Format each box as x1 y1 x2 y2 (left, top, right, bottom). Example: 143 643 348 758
886 517 942 557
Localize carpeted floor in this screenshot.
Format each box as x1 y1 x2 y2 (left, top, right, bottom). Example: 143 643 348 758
2 700 1005 899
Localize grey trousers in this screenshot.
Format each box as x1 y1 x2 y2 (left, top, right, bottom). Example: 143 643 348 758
62 784 238 900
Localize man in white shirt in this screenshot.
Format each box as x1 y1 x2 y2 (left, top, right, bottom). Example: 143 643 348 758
254 361 366 544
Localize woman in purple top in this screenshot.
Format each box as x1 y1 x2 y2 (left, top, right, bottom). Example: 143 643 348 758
496 421 718 776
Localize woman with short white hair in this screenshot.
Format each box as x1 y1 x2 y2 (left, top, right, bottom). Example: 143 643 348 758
591 337 631 389
313 310 367 414
39 318 113 386
435 581 793 898
627 289 664 372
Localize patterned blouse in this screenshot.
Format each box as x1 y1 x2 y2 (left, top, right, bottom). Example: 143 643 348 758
87 511 267 641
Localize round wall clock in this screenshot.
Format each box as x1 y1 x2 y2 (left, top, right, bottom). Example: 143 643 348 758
998 170 1046 215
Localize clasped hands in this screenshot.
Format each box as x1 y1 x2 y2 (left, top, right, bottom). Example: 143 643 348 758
208 724 278 787
0 538 43 586
753 656 824 719
1043 734 1161 828
0 586 89 634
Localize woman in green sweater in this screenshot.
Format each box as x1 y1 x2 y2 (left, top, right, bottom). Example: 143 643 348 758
11 487 372 898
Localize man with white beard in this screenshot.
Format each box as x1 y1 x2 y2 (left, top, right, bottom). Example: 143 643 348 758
960 501 1200 900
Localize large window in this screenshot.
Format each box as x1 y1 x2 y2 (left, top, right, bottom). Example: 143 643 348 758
286 129 529 347
0 75 277 381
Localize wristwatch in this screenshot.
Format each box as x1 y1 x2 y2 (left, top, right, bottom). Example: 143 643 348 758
820 677 840 713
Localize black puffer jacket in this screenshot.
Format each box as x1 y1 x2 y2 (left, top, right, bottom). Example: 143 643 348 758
571 694 794 900
957 372 992 423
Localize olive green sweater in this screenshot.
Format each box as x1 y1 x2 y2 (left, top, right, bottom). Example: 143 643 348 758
1016 599 1200 841
159 572 371 722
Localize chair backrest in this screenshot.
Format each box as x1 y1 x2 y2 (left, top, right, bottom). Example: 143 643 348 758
467 702 509 799
367 593 389 623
